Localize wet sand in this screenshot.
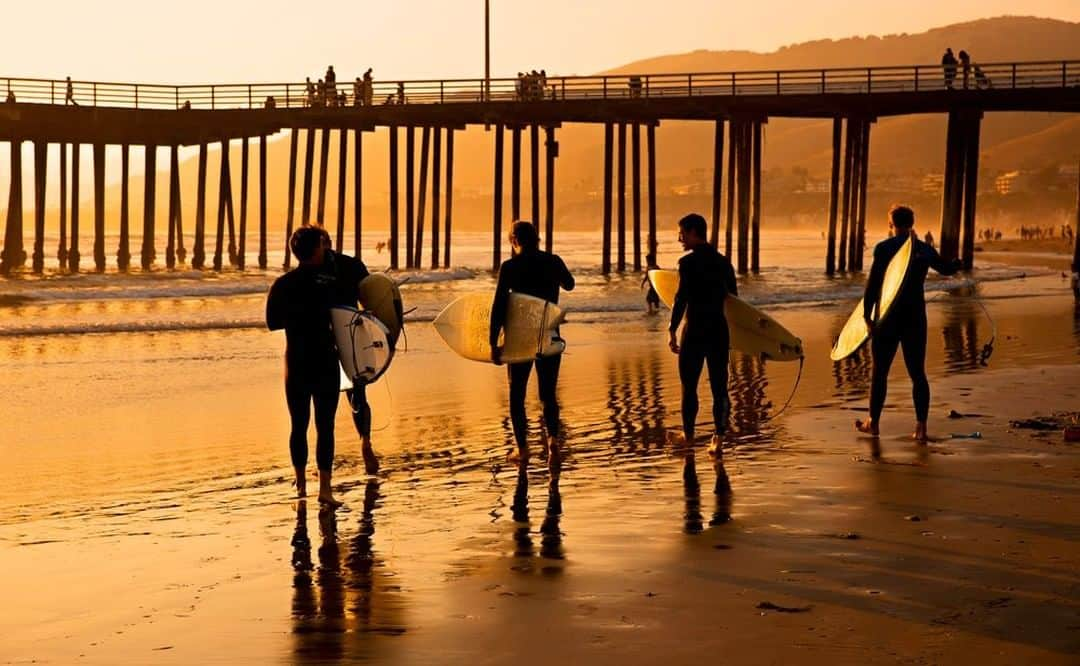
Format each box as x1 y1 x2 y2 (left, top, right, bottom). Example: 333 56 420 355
1 278 1079 664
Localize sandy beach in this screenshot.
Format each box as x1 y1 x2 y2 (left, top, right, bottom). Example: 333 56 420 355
1 258 1078 664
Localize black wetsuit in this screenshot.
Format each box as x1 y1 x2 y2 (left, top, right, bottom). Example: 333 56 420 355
863 233 961 424
490 247 575 448
669 243 738 440
266 251 369 470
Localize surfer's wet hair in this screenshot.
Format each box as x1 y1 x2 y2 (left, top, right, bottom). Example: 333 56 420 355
511 221 540 249
890 205 915 229
678 213 708 240
290 225 324 261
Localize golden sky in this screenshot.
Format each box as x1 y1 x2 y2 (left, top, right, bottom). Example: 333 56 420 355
2 1 1078 83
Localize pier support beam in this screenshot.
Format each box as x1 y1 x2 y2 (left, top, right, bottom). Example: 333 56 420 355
335 130 347 252
647 123 657 258
259 135 268 269
444 129 454 267
736 121 751 274
213 140 233 271
193 144 208 269
239 138 249 269
406 126 415 268
316 128 330 227
32 142 46 273
939 112 966 263
93 143 106 271
530 124 540 227
167 146 179 269
70 143 81 272
750 120 763 274
282 132 297 269
845 119 864 271
544 126 556 254
711 119 724 248
301 128 315 225
1073 160 1079 296
617 122 627 272
854 120 872 271
825 118 842 275
632 123 642 271
141 145 157 270
59 143 68 270
389 126 400 270
414 126 430 270
431 126 442 268
725 121 737 258
602 122 613 275
353 129 363 258
838 119 855 272
1 140 26 273
118 145 131 271
511 126 522 222
492 124 505 271
960 112 982 271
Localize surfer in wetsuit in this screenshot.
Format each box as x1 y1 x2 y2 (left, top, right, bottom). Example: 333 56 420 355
266 226 378 508
668 213 738 455
490 221 575 464
855 205 962 442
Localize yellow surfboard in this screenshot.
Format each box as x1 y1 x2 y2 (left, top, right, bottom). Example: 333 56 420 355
647 269 803 362
829 234 913 361
358 273 404 349
434 293 566 364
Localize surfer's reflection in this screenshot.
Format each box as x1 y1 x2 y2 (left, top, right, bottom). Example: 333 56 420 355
682 453 733 534
728 356 770 437
290 480 404 663
509 460 564 574
941 299 981 372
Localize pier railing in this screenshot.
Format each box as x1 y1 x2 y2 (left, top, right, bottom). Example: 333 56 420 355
2 60 1077 111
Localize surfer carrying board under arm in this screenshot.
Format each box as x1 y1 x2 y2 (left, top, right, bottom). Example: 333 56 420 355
266 227 379 509
491 221 575 464
855 205 962 442
668 213 739 456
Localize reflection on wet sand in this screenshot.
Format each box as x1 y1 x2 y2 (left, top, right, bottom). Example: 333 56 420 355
291 480 405 663
941 294 983 372
509 461 564 575
682 453 734 535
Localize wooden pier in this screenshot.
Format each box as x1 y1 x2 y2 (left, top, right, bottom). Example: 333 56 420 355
0 59 1078 276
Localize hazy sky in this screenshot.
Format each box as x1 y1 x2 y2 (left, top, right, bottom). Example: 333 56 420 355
2 1 1078 84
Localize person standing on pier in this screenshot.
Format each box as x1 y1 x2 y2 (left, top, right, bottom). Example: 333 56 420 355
65 76 78 106
958 50 971 89
491 221 575 464
941 49 958 89
855 205 962 442
668 213 738 456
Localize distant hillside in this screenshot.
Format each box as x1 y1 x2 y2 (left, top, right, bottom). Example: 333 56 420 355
25 15 1080 235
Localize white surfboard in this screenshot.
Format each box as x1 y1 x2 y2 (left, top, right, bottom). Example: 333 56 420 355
434 292 566 364
830 234 913 361
331 306 393 390
358 273 404 349
648 269 803 362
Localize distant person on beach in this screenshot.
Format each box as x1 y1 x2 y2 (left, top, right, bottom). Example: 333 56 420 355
855 205 962 443
490 221 575 464
941 49 957 89
266 226 378 508
642 252 661 314
668 213 738 456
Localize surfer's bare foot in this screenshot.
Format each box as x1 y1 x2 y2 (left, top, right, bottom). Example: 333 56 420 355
707 434 724 458
317 471 342 508
913 422 929 444
294 467 307 498
362 446 380 476
854 419 879 437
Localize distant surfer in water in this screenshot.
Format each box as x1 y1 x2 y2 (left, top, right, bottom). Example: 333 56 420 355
668 213 738 455
855 205 962 442
491 221 575 464
266 226 378 508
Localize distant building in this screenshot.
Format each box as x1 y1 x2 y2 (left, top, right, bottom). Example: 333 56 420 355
994 171 1033 195
921 174 944 194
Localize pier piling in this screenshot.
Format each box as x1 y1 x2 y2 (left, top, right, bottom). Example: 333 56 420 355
141 145 157 270
825 118 841 274
32 142 46 273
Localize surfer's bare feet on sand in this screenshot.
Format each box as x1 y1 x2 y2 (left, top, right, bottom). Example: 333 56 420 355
912 422 929 443
854 419 879 437
506 446 530 464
